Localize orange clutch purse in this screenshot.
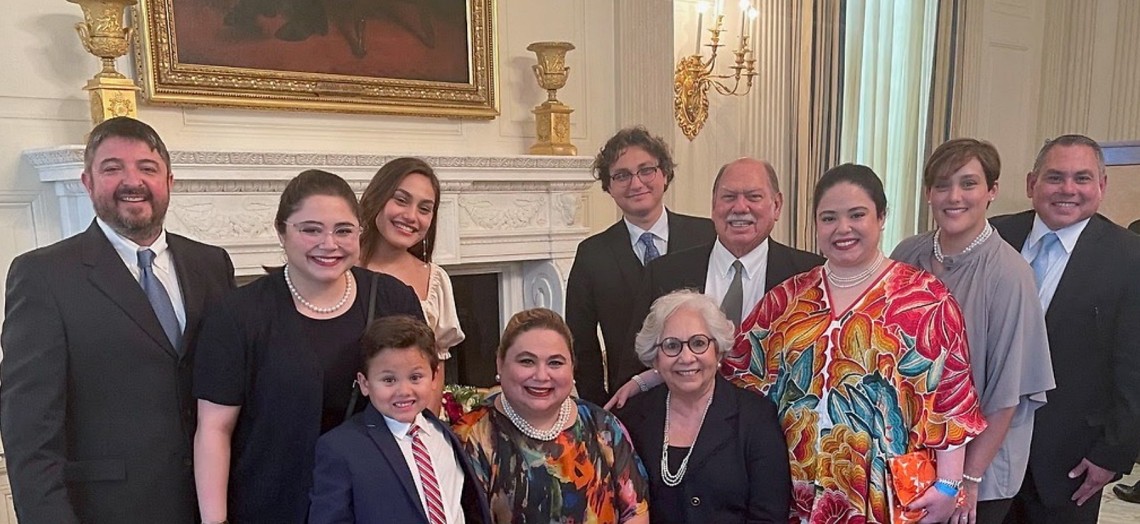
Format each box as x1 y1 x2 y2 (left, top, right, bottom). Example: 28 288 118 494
887 450 937 524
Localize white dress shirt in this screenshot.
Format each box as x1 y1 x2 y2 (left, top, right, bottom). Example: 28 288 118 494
1019 214 1090 312
625 208 669 265
383 413 466 524
95 218 186 331
704 239 770 321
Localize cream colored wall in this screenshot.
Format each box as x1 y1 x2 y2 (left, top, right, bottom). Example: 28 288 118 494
958 0 1140 218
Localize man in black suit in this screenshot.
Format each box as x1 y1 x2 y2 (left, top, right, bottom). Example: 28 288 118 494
993 134 1140 524
0 117 236 523
611 157 824 391
566 126 715 405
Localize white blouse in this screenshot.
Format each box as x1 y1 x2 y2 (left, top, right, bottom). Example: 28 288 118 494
422 263 465 359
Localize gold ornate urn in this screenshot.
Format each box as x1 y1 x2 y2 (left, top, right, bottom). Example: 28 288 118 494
526 41 576 156
67 0 140 124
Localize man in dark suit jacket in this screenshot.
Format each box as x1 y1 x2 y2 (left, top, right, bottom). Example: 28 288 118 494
566 127 715 405
993 134 1140 524
309 404 492 524
0 117 236 523
612 157 824 390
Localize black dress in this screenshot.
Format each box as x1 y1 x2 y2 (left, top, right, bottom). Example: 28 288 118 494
193 266 423 523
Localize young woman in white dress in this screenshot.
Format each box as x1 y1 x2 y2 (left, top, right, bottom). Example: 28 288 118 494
360 157 465 414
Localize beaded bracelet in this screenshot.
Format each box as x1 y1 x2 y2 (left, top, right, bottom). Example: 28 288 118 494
962 473 983 484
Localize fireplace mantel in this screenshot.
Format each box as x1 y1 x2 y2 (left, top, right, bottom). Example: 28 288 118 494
23 147 596 313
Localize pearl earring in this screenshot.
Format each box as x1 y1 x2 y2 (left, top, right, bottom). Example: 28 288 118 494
495 373 500 382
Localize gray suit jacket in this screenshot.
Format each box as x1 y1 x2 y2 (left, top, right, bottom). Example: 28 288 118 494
1 221 235 524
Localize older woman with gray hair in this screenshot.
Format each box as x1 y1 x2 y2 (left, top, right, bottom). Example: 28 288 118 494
616 290 791 523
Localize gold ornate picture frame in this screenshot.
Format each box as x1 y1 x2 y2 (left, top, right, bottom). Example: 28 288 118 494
134 0 497 118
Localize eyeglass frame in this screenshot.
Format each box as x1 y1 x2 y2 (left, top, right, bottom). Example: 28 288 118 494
653 333 716 357
282 220 363 243
609 165 661 186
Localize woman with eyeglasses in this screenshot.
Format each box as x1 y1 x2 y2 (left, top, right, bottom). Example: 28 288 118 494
192 170 423 524
360 157 463 416
616 290 790 523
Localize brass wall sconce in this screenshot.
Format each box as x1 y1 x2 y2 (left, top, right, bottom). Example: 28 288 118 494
67 0 141 125
527 41 577 156
675 1 758 140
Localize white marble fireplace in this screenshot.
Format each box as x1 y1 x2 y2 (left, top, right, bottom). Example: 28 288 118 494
21 148 596 320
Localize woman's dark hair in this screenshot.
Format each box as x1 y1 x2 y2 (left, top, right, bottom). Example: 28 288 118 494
923 138 1001 190
497 308 575 366
274 169 361 234
360 315 440 375
359 157 441 263
813 163 888 219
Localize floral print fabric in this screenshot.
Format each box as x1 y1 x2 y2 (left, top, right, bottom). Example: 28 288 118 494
453 397 650 524
721 262 986 523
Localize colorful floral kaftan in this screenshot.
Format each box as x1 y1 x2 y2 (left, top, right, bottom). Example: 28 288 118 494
721 262 987 523
453 397 650 524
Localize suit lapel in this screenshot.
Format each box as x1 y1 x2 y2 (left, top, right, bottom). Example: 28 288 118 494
1048 216 1108 318
362 407 430 523
169 235 203 357
603 220 644 293
684 377 736 478
81 222 177 357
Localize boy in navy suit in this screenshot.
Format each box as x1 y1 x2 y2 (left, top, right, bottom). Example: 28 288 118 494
309 315 491 524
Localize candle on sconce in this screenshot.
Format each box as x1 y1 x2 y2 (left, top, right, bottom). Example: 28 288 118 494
696 1 708 55
738 0 748 47
748 6 759 60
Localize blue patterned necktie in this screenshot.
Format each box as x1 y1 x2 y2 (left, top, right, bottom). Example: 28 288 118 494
639 232 661 265
1031 232 1060 289
138 249 181 351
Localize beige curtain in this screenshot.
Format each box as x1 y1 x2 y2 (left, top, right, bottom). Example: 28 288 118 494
839 0 941 252
787 0 844 251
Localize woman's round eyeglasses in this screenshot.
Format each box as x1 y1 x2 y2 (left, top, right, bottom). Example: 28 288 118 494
654 334 715 357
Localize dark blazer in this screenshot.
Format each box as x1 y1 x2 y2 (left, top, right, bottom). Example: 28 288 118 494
617 375 791 523
0 221 235 524
993 211 1140 505
566 210 715 405
309 404 492 524
193 266 423 523
612 240 824 386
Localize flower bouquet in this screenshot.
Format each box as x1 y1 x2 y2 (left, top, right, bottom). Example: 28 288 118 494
441 384 490 423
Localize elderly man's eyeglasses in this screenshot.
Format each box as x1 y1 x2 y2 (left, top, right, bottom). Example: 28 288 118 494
285 221 362 242
654 334 715 357
610 165 660 185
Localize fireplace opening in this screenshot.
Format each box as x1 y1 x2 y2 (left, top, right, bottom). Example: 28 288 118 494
446 272 500 388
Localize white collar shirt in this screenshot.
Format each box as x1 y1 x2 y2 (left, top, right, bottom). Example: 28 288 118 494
704 238 770 321
95 218 186 330
1019 214 1090 312
383 412 466 524
625 208 670 265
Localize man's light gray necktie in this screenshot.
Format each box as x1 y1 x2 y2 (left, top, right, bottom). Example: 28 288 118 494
138 249 181 351
1031 232 1060 289
720 260 744 327
639 232 661 265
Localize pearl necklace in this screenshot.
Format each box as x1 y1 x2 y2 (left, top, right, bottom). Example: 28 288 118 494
661 391 714 487
499 394 572 441
933 222 993 264
283 265 353 314
825 252 886 289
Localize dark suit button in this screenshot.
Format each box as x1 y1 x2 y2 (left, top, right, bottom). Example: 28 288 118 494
690 496 700 507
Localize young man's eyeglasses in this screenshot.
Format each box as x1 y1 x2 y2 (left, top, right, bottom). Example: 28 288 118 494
610 165 660 186
284 221 362 242
654 334 715 357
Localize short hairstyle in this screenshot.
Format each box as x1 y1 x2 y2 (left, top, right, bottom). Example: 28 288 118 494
592 126 676 192
813 163 888 219
497 308 574 365
84 117 171 173
634 289 734 367
712 158 781 195
360 315 439 374
274 169 361 235
359 157 441 263
1033 134 1105 176
923 138 1001 190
